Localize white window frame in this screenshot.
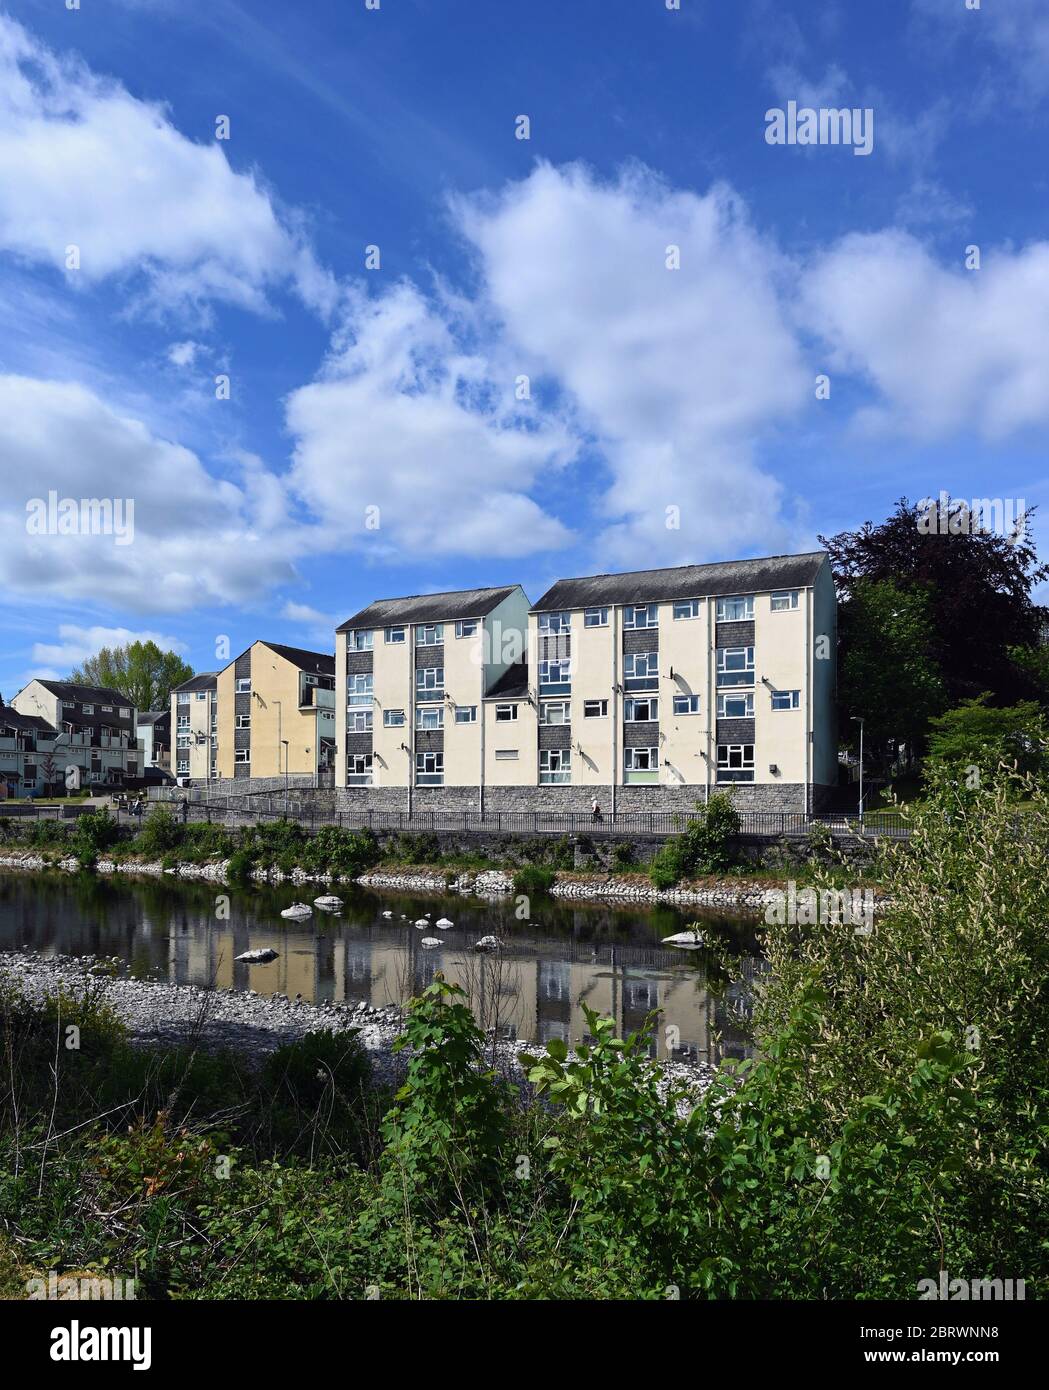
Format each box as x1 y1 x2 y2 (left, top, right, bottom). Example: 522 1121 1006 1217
538 659 571 693
672 694 700 715
672 599 701 620
348 629 373 651
583 699 608 718
495 703 518 722
235 713 250 729
347 709 373 732
583 607 609 628
770 590 800 612
415 751 443 785
415 623 444 647
539 701 570 725
415 667 444 699
454 619 478 638
717 692 755 718
234 748 250 764
384 626 406 645
539 748 572 783
348 673 373 704
235 678 251 694
454 705 478 724
538 611 571 635
383 709 406 727
347 753 373 786
494 748 519 761
623 603 658 630
716 594 755 622
716 646 755 688
624 696 658 722
771 689 801 711
624 747 658 772
717 743 755 782
415 705 444 730
624 651 658 690
177 759 190 775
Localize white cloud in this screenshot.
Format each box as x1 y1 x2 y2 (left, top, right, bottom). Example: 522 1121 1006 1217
167 341 202 368
913 0 1049 105
32 624 186 670
802 230 1049 440
0 15 334 318
286 281 578 560
0 375 306 612
453 162 809 567
281 601 331 627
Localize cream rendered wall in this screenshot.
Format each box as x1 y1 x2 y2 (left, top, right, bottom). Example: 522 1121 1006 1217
11 681 61 728
215 664 237 778
658 601 712 790
483 698 537 785
371 629 412 787
334 630 347 789
442 623 484 786
566 612 615 786
753 591 810 787
250 645 318 778
173 690 213 779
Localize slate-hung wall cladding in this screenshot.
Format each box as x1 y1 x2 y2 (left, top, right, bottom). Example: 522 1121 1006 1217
332 553 837 813
216 641 336 781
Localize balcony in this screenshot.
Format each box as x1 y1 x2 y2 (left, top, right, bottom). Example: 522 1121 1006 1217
299 685 336 711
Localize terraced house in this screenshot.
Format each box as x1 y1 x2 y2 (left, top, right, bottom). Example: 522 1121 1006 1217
8 680 139 791
216 642 336 781
333 553 837 813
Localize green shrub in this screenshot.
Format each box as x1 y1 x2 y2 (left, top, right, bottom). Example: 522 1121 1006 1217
512 864 556 895
648 793 740 886
134 805 183 857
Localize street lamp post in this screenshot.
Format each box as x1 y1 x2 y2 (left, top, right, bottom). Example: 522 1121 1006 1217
850 716 865 826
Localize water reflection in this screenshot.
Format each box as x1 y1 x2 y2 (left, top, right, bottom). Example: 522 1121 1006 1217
0 873 763 1062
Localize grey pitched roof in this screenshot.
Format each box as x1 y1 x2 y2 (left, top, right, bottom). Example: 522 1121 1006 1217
172 672 218 694
338 585 520 633
531 552 828 612
137 710 170 726
261 643 335 676
484 661 529 700
34 680 133 706
0 709 55 734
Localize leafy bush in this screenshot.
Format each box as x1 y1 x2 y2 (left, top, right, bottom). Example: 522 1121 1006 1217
512 864 556 895
134 805 183 856
648 793 740 886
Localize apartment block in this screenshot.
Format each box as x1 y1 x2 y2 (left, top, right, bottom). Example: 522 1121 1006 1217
216 642 335 781
335 585 530 799
136 709 171 771
170 673 218 781
331 553 836 812
8 680 140 792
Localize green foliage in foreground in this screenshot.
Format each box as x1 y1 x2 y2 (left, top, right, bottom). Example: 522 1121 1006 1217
0 765 1045 1299
649 792 740 887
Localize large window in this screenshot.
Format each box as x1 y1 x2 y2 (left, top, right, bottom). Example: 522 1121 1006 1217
384 626 406 644
347 710 373 732
624 695 658 722
716 595 754 622
539 701 570 725
771 689 801 711
415 623 444 647
583 606 608 628
538 611 571 634
347 673 373 704
538 659 571 695
416 705 444 730
624 651 658 691
347 753 373 786
416 751 443 785
624 746 658 782
717 692 754 718
672 694 700 715
415 667 444 700
717 744 754 782
716 646 754 687
623 603 658 629
347 629 373 651
770 590 799 612
673 599 701 620
539 748 571 784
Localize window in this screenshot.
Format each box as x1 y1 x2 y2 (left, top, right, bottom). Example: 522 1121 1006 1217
583 699 608 718
416 751 443 785
538 611 570 634
347 753 373 786
539 748 571 783
624 651 658 691
347 710 373 732
495 703 518 722
118 708 131 719
234 748 250 764
623 603 658 629
624 747 658 781
176 735 191 749
194 691 206 701
584 606 609 627
415 667 444 700
716 646 755 687
717 743 755 782
717 692 754 718
177 760 189 775
235 678 251 694
771 590 799 612
771 689 801 711
673 694 700 715
348 629 373 651
82 704 94 715
625 696 658 722
348 673 373 704
416 705 444 730
384 626 406 644
454 705 478 724
177 693 190 704
716 595 754 622
673 599 701 620
416 623 444 647
454 619 478 638
538 659 571 694
177 715 190 729
235 713 250 729
101 705 113 714
383 709 405 727
539 701 570 725
494 749 518 760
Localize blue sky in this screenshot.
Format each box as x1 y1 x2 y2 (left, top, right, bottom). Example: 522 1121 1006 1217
1 0 1047 699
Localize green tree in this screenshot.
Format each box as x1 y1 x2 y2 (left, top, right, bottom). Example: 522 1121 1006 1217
927 694 1049 781
69 641 193 712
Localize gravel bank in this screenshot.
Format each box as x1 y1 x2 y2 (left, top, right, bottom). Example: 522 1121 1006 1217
0 950 717 1107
